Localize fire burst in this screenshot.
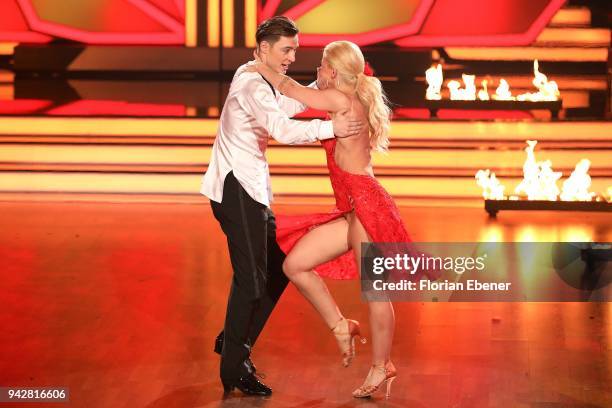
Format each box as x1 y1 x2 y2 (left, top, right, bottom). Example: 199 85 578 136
475 140 602 202
425 60 560 102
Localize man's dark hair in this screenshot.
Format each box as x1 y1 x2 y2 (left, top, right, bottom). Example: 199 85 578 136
255 16 299 46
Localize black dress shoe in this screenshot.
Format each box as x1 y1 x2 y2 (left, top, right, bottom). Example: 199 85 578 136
223 374 272 396
214 332 257 373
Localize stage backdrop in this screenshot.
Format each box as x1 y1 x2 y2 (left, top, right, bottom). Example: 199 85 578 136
0 0 566 47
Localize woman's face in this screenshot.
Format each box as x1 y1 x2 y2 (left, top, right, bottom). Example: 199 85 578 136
316 58 334 89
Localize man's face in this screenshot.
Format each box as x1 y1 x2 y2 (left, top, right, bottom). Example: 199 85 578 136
262 35 299 74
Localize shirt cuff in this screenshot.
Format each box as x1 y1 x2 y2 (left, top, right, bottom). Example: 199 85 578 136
319 120 334 140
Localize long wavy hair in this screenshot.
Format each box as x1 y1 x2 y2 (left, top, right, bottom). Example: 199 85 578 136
323 41 391 152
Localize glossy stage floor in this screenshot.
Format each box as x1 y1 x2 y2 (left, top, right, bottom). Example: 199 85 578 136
1 199 610 408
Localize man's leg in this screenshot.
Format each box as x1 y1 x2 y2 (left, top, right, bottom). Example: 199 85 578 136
211 173 268 385
213 208 289 362
248 208 289 343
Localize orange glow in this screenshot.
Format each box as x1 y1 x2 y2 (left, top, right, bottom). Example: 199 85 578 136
388 122 612 141
557 91 588 108
478 225 504 242
550 7 591 26
244 0 257 48
0 71 14 82
0 145 211 165
222 0 234 47
0 172 201 194
0 43 17 55
2 143 610 176
536 28 610 46
207 106 220 117
559 226 594 242
0 118 218 136
0 118 610 142
0 84 14 99
0 135 213 144
514 225 557 242
186 106 197 117
207 0 220 47
445 47 608 62
185 0 198 47
0 172 609 200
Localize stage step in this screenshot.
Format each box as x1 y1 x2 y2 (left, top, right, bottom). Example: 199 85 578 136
549 7 591 27
0 143 610 177
0 117 610 140
0 171 609 201
0 117 609 203
0 170 608 201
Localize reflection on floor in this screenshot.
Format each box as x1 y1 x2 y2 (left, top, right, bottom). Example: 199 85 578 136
0 200 610 407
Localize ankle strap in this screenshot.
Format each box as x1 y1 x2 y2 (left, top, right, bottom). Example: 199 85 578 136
372 362 394 374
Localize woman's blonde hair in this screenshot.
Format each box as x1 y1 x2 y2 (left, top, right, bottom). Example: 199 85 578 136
322 41 391 152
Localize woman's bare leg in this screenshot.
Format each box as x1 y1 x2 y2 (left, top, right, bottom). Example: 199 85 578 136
282 217 350 329
347 212 394 365
347 212 396 392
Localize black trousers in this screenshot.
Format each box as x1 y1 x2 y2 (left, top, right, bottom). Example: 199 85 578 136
211 172 289 382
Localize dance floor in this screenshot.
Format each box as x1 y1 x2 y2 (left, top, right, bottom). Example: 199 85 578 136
0 200 610 407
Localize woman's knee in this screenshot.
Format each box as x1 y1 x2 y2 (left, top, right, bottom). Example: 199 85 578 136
282 256 302 278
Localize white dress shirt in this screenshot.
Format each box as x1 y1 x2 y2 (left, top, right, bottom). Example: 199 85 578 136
200 63 334 207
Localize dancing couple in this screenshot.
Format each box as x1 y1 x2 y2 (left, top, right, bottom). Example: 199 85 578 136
201 15 411 398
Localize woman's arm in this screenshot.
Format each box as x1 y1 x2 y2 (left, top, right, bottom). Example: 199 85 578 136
253 62 349 113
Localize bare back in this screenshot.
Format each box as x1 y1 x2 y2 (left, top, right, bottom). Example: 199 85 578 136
331 94 374 177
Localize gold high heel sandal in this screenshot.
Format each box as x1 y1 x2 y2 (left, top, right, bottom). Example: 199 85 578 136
332 318 366 367
352 361 397 399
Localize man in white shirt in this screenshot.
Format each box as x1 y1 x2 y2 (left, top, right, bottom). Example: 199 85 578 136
200 16 363 396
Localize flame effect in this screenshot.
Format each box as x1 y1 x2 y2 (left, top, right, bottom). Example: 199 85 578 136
448 74 477 100
475 169 505 199
475 141 597 202
514 140 562 200
478 80 489 101
516 60 560 102
493 79 515 100
425 64 443 100
560 159 594 201
425 60 560 102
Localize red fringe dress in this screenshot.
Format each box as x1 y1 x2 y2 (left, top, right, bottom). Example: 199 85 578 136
275 139 413 279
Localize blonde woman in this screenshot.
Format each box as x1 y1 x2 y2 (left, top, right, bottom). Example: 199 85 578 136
248 40 408 398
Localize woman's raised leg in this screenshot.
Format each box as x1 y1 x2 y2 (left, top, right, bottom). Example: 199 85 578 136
282 217 349 328
283 216 364 366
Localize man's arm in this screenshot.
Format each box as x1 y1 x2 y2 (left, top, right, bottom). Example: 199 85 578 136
238 78 334 145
